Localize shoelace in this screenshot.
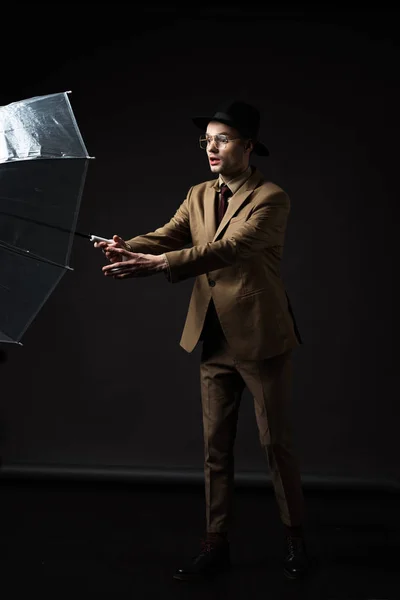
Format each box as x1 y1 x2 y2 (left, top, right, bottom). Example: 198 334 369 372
287 536 304 558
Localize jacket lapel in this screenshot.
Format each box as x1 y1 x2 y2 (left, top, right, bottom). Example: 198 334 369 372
213 168 263 241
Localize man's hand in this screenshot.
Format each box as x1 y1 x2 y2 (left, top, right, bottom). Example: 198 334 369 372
94 234 133 268
102 246 168 278
93 234 129 259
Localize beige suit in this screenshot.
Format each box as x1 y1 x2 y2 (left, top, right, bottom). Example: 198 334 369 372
127 167 300 359
126 166 304 532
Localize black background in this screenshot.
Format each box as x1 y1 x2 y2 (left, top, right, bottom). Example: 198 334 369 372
0 5 398 488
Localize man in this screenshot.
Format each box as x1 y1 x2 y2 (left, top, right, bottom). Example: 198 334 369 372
95 100 308 580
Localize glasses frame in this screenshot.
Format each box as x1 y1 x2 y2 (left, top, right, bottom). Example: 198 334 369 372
199 134 243 150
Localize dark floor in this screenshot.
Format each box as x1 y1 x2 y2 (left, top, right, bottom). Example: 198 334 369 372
0 477 398 599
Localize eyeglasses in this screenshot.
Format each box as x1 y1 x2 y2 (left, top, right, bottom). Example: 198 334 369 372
199 134 242 150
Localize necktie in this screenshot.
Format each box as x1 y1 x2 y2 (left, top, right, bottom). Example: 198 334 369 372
218 184 232 225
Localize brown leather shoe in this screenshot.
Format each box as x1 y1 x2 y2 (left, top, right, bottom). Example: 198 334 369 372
173 538 231 581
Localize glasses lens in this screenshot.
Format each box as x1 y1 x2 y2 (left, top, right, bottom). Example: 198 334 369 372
216 135 229 148
199 135 230 149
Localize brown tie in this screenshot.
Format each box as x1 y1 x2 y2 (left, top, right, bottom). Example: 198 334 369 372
218 184 232 225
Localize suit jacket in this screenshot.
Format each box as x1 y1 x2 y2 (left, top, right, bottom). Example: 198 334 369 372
126 166 301 360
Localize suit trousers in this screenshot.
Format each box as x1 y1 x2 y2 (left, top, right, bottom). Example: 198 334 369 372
200 301 304 533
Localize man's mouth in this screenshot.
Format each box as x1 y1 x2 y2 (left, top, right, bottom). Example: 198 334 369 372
209 157 221 165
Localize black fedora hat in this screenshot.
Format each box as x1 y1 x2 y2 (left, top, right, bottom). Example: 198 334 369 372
192 100 269 157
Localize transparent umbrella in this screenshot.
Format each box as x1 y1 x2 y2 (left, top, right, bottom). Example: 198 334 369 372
0 90 94 344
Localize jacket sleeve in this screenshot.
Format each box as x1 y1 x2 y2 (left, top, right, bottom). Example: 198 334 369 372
125 194 191 254
165 191 289 283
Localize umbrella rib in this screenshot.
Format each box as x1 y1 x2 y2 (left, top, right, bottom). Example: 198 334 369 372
0 210 90 239
0 240 73 271
0 324 22 345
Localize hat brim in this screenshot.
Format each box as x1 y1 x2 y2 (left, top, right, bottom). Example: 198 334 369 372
192 115 269 157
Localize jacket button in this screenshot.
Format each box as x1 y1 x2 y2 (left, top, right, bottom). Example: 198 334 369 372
208 279 216 287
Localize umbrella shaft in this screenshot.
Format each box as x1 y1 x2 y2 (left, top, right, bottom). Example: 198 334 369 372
0 209 90 239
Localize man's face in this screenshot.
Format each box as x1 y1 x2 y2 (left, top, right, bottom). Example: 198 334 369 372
205 121 251 178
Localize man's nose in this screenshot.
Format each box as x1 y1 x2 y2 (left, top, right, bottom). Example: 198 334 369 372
208 137 219 152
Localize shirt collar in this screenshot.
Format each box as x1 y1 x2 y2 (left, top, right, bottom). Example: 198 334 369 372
218 166 252 195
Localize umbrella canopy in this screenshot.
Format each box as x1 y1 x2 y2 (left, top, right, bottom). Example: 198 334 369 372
0 91 93 344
